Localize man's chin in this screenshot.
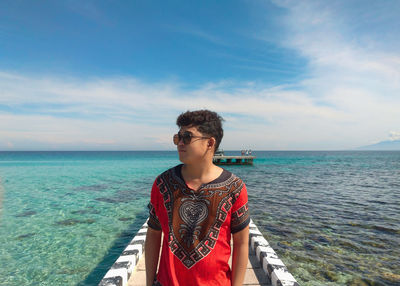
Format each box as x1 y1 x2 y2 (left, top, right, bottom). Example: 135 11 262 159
179 153 196 165
178 153 188 163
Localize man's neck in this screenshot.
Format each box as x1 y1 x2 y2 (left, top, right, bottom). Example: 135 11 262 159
182 160 216 181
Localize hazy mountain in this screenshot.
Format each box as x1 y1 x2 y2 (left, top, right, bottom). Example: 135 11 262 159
358 140 400 150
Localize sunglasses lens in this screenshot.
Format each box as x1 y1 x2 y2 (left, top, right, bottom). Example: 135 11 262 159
173 132 193 145
182 132 192 144
173 134 179 145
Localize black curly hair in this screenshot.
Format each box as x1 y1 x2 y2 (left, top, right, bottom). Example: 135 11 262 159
176 109 224 152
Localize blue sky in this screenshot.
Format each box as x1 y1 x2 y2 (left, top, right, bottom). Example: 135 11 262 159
1 0 399 150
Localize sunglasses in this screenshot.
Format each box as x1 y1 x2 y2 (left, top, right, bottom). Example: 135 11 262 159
173 131 210 145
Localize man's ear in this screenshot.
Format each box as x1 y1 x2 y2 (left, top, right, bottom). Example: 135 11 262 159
208 137 216 148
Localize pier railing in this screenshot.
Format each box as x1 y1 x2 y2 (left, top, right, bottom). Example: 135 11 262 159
98 218 299 286
213 155 256 165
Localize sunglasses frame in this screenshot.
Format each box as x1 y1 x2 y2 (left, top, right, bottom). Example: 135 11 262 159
173 131 211 145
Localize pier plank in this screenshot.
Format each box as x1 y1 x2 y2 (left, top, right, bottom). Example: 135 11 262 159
100 219 298 286
128 234 271 286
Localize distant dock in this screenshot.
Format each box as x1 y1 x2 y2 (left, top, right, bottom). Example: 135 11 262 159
213 149 256 165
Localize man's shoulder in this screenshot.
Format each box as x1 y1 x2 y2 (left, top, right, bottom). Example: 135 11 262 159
208 167 245 191
229 171 245 189
224 169 242 182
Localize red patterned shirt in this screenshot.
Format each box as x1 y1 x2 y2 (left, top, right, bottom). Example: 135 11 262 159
147 164 250 286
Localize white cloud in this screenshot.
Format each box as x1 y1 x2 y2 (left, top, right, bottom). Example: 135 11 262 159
389 131 400 141
0 112 176 151
262 0 400 147
165 24 228 46
1 67 396 151
1 1 400 150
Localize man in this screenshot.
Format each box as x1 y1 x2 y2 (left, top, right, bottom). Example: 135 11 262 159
145 109 250 286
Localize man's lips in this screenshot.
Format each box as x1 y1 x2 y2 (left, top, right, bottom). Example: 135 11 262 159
178 149 186 153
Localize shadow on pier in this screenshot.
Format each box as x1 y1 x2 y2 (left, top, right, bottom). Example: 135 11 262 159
77 209 149 286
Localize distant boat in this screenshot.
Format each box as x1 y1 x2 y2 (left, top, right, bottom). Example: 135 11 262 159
213 149 256 165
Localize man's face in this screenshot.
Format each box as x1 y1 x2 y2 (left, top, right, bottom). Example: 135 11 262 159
176 125 212 164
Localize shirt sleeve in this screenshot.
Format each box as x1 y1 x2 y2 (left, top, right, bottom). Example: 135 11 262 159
230 182 250 234
147 178 162 231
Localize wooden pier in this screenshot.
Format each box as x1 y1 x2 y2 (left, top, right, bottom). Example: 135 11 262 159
213 155 256 165
213 150 256 165
127 233 270 286
99 219 299 286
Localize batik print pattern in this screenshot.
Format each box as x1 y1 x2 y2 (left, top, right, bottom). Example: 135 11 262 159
231 202 250 233
147 202 162 230
155 167 246 269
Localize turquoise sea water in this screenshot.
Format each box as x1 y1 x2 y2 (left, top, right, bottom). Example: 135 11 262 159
0 151 399 286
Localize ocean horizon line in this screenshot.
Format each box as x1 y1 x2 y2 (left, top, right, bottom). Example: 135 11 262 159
0 149 399 152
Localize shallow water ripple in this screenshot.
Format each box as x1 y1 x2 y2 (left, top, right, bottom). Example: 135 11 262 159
227 151 400 286
1 151 399 285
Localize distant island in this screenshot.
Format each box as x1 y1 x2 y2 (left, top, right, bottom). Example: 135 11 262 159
358 140 400 150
